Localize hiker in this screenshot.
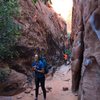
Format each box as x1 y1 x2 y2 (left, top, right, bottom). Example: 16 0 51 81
63 53 68 65
32 54 46 100
66 49 71 64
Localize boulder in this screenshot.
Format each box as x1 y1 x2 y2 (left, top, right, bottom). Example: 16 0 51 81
0 68 28 96
62 87 69 91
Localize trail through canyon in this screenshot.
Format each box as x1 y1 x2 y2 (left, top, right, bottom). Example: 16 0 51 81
0 65 78 100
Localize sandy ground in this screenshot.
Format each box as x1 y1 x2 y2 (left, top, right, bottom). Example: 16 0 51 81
0 64 78 100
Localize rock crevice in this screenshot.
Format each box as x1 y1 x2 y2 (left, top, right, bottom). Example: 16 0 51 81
71 0 100 100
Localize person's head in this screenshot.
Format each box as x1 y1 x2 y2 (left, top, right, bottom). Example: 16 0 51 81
34 54 39 61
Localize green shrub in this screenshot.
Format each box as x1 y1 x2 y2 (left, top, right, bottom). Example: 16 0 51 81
32 0 52 4
32 0 37 3
0 0 21 59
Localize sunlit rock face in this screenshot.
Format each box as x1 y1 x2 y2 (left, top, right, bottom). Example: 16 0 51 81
71 0 100 100
0 0 66 96
51 0 73 33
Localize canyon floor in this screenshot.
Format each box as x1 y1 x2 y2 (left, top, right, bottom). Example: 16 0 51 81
0 64 78 100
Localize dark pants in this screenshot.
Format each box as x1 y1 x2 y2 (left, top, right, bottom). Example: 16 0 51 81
35 77 46 99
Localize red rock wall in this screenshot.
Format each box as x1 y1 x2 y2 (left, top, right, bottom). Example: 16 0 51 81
16 0 66 64
0 0 67 96
21 0 66 48
71 0 100 100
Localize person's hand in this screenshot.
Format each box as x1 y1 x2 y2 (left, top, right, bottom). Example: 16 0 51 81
32 67 34 71
32 67 36 71
34 67 36 70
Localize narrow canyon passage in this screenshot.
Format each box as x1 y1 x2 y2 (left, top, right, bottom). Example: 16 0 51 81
0 0 100 100
0 65 78 100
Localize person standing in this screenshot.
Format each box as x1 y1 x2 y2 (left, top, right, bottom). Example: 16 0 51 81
63 53 68 65
32 54 46 100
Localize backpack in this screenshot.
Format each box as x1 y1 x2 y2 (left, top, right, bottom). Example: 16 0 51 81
40 57 48 74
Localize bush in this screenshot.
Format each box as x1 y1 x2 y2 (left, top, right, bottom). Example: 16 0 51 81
0 0 21 59
32 0 52 4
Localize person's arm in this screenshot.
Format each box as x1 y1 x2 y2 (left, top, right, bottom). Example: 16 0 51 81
35 61 45 73
32 66 44 73
32 62 36 71
36 68 45 73
32 67 36 71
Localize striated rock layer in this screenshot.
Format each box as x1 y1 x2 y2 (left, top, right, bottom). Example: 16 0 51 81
71 0 100 100
15 0 66 65
0 0 67 96
0 62 28 96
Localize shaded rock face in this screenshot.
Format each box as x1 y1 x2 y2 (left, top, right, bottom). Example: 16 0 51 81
16 0 66 64
71 32 84 93
71 0 100 100
0 66 28 96
0 0 66 96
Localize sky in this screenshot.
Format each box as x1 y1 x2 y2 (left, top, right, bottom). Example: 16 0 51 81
51 0 73 32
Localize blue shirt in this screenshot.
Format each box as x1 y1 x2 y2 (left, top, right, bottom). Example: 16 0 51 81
32 60 45 78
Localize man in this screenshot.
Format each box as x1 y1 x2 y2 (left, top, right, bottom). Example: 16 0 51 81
32 54 46 100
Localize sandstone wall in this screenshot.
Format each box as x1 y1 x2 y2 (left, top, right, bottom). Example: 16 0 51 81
0 0 67 96
71 0 100 100
16 0 66 64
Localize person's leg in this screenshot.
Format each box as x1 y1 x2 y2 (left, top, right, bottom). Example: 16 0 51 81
40 77 46 100
64 59 67 65
35 78 39 100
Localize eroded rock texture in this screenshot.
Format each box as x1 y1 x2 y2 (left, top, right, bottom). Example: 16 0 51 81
16 0 66 64
71 0 100 100
0 0 66 96
0 67 27 96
